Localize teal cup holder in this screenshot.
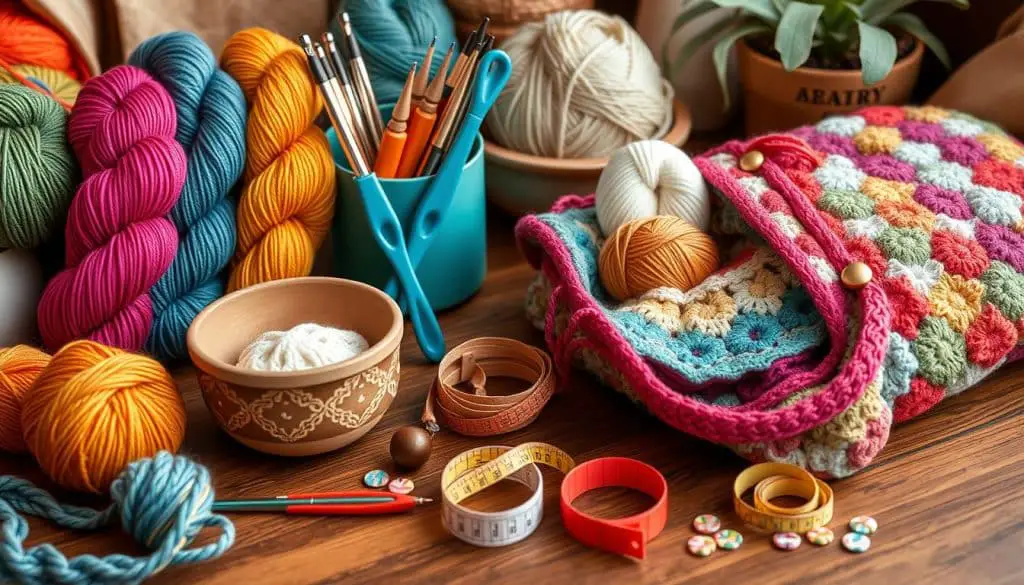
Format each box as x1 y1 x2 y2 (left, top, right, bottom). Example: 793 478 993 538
327 105 487 312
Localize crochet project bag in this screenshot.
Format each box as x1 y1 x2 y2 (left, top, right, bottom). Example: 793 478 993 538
516 106 1024 478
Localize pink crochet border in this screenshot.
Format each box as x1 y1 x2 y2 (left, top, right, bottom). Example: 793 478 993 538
515 139 891 445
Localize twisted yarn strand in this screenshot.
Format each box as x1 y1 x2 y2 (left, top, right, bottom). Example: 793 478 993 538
0 452 234 585
36 66 185 351
129 31 246 361
221 28 336 292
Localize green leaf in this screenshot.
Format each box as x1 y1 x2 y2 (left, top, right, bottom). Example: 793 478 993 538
712 22 772 111
843 2 863 18
858 21 898 84
774 2 825 71
859 0 969 25
711 0 781 23
883 12 952 69
661 1 719 68
667 14 741 83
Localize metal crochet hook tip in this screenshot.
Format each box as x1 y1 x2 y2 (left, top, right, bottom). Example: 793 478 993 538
415 497 434 504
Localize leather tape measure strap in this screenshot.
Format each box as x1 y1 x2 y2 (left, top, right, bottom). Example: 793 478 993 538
733 463 833 533
425 337 555 437
560 457 668 560
441 443 574 547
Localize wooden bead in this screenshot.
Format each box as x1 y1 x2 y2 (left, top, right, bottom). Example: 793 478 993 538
390 425 432 470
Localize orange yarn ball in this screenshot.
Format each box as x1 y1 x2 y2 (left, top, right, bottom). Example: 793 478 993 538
0 0 90 80
0 345 50 453
221 28 336 292
599 215 720 301
21 340 186 494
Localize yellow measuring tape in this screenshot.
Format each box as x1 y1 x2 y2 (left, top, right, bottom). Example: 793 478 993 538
442 442 575 505
733 463 833 533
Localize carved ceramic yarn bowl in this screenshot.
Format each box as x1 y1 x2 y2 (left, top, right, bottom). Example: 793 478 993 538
187 277 403 456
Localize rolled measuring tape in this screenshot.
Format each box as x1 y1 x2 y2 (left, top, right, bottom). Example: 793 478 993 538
560 457 668 560
733 462 833 533
441 442 574 547
423 337 555 436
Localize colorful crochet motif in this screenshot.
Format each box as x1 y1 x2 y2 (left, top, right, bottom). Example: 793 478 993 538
516 107 1023 479
524 206 824 387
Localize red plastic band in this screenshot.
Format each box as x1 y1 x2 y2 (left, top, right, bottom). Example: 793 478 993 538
559 457 668 560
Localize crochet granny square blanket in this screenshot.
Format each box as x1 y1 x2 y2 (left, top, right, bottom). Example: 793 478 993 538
517 106 1024 478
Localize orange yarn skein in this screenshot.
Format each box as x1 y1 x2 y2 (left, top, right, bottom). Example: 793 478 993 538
0 345 50 453
0 0 90 80
599 216 720 301
20 340 186 494
221 28 336 292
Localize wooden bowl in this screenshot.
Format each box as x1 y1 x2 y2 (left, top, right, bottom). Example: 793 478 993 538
186 277 403 456
484 99 692 216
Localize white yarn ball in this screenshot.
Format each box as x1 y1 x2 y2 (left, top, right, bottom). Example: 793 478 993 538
487 10 675 159
236 323 370 372
595 140 710 236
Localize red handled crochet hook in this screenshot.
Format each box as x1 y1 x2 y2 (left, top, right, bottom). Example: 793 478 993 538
213 491 433 515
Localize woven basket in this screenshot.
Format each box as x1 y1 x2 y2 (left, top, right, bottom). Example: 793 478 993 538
447 0 594 42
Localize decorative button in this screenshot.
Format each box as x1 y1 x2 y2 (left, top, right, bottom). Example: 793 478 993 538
687 535 716 557
773 532 802 550
842 531 871 553
739 150 765 172
714 529 743 550
806 527 834 546
849 515 878 535
692 514 721 534
840 262 873 289
363 469 390 488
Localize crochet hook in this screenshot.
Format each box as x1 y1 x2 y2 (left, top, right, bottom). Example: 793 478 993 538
214 492 433 515
383 50 513 304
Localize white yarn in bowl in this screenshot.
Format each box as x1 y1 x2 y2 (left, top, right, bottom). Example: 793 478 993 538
487 10 675 159
595 140 710 236
236 323 370 372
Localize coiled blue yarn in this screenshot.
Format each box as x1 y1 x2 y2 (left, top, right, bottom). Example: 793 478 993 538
0 452 234 585
128 31 247 362
333 0 458 104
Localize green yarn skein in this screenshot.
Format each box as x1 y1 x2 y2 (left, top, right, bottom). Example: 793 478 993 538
0 85 77 249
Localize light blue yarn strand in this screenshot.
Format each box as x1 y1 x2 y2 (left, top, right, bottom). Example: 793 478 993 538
128 31 247 362
333 0 458 104
0 452 234 585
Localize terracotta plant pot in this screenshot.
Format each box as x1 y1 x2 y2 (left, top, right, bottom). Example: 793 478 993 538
187 277 403 456
737 37 924 135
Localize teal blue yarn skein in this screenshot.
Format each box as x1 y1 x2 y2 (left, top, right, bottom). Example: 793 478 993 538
128 31 246 361
0 85 77 250
333 0 458 104
0 451 234 585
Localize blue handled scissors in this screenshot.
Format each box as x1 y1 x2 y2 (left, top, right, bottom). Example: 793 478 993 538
382 50 513 306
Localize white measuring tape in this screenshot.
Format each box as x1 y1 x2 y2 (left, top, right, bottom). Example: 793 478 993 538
441 443 574 547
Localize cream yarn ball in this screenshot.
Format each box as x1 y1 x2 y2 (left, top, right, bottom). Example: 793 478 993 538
237 323 370 372
487 10 674 159
595 140 710 237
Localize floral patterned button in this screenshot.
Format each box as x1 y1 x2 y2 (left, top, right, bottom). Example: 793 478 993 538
849 515 878 535
773 532 802 551
714 529 743 550
842 531 871 553
806 527 834 546
363 469 390 488
687 535 716 557
388 477 415 495
692 514 721 534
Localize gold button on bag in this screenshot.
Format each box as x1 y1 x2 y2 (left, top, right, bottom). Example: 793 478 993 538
739 150 765 172
840 261 873 289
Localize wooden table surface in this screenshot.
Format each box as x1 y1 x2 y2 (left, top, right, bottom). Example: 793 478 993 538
4 171 1024 585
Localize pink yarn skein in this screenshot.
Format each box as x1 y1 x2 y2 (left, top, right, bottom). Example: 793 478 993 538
37 65 185 351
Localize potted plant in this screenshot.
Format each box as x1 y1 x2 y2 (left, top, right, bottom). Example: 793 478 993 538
665 0 968 134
